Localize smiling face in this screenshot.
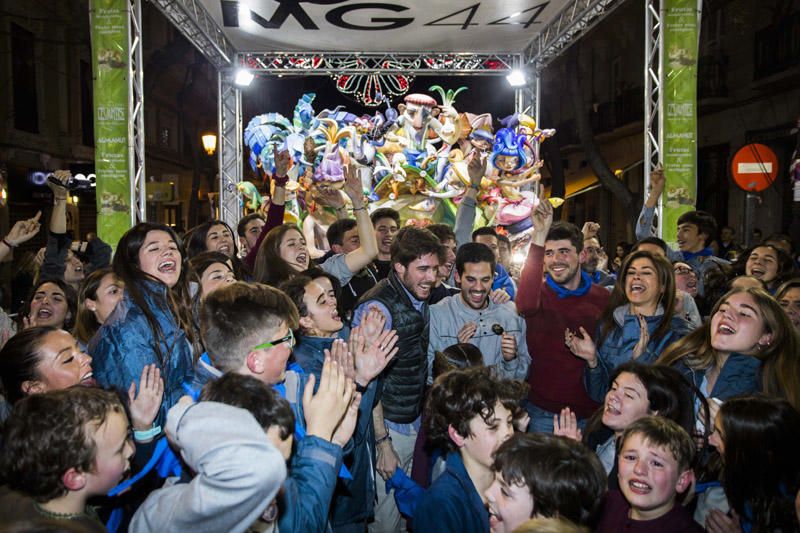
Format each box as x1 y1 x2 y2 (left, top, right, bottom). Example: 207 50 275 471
779 287 800 332
495 155 520 173
300 277 343 336
459 402 515 471
374 217 399 259
672 262 697 297
205 223 235 257
29 282 71 328
85 273 124 325
241 218 265 253
337 226 361 254
485 470 535 533
745 246 779 285
543 239 582 289
676 223 706 253
438 238 457 282
617 432 690 521
137 230 181 288
24 329 95 395
249 321 293 385
279 228 309 272
86 409 135 495
64 251 85 286
199 261 235 300
395 253 440 301
710 292 772 355
602 372 652 434
624 257 663 312
456 261 494 310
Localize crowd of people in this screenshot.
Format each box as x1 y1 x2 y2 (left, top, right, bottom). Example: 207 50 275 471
0 160 799 533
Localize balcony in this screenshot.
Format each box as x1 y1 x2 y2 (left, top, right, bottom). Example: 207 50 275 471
754 11 800 80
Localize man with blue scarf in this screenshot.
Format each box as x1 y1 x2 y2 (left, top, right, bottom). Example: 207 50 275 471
517 201 611 433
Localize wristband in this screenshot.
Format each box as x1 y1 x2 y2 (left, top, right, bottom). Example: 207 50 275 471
133 425 162 442
352 206 366 212
375 433 392 446
272 175 289 187
2 238 16 249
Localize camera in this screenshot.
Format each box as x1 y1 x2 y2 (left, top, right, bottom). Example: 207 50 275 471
47 173 96 191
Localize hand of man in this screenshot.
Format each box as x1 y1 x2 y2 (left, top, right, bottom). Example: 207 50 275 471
457 321 478 344
273 148 292 178
500 333 517 361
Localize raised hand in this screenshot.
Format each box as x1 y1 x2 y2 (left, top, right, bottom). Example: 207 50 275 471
302 357 355 442
458 321 478 344
47 170 71 199
5 212 42 247
553 407 582 441
631 314 650 360
467 151 487 188
581 221 600 239
325 338 355 383
315 185 345 209
343 164 364 206
489 289 511 305
128 364 165 434
565 327 597 366
351 326 398 386
332 392 362 447
500 333 517 361
273 148 292 178
531 199 553 238
360 306 387 345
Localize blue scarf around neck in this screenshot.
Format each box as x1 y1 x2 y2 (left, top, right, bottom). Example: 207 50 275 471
546 270 593 298
682 247 713 261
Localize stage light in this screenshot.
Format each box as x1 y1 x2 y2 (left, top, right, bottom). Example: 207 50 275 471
506 69 527 88
234 69 254 87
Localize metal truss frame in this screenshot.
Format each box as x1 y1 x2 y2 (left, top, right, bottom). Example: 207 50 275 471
218 71 243 229
149 0 235 69
129 0 146 224
513 56 541 119
522 0 625 68
239 51 518 76
644 0 663 237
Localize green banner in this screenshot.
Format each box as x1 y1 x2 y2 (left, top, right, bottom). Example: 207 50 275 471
90 0 131 248
661 0 699 244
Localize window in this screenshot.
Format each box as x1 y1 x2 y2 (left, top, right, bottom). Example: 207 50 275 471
11 23 39 133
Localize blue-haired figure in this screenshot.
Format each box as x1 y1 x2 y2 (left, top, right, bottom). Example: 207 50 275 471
489 128 541 230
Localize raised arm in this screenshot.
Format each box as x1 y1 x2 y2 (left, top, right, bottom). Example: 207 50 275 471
636 167 665 241
342 164 378 273
0 212 42 262
454 153 487 247
516 200 552 316
244 151 289 270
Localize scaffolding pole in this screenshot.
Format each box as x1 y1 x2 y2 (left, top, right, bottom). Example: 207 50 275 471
129 0 146 224
644 0 663 237
218 71 242 230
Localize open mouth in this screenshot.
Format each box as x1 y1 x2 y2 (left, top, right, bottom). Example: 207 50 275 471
296 253 308 265
717 322 736 335
158 260 176 274
629 283 646 294
80 371 97 387
418 283 433 296
469 290 486 302
218 243 231 254
628 479 652 494
750 267 765 278
488 507 502 530
36 307 53 319
687 279 697 289
382 239 393 248
550 264 568 275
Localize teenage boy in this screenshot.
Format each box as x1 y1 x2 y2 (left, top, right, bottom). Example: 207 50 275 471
0 387 135 532
199 281 359 533
635 168 727 296
596 416 701 532
428 242 530 381
130 374 291 532
426 224 459 304
485 432 607 532
472 227 517 299
517 200 611 432
237 213 266 256
352 226 444 532
325 218 381 319
413 367 527 532
370 207 400 280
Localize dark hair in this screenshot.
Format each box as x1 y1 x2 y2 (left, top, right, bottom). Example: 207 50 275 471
545 222 583 253
716 395 800 532
185 220 248 279
764 232 793 253
432 343 484 380
237 213 265 237
390 227 445 269
633 236 668 255
775 277 800 302
370 207 400 226
427 223 456 245
187 251 234 285
280 275 314 328
497 234 511 247
326 218 357 247
253 224 304 287
472 226 498 242
201 373 294 439
21 278 77 331
0 326 60 404
113 222 197 366
425 367 527 453
0 387 125 502
596 251 676 349
492 433 607 527
676 210 717 247
200 282 299 373
615 241 632 256
73 268 117 345
455 242 496 276
735 244 797 289
620 416 695 472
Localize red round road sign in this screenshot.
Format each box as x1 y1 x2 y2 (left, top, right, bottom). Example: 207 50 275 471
731 143 778 192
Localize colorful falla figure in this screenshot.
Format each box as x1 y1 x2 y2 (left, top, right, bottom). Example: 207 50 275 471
489 126 542 230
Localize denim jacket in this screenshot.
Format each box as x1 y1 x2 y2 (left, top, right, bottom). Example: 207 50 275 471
293 333 378 528
673 352 762 400
586 305 693 402
413 452 490 533
89 280 193 427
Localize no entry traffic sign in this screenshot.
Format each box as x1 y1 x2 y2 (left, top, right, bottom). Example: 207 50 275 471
731 143 778 192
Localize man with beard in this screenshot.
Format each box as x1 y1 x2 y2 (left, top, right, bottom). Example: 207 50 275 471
352 227 444 533
428 242 529 381
581 222 615 288
517 201 610 433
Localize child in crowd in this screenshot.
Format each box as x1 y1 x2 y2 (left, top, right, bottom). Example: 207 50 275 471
596 416 702 532
0 387 135 532
130 373 291 532
413 367 527 532
485 432 607 532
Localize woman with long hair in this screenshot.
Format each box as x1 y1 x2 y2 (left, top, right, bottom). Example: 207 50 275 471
20 278 77 331
185 219 249 279
706 395 800 533
567 250 693 402
89 222 196 427
736 244 797 294
73 268 124 348
775 278 800 333
658 286 800 411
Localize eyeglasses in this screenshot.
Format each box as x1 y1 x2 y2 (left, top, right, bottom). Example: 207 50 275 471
674 267 695 276
253 330 295 352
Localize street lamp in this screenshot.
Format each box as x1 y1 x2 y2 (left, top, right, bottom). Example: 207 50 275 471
202 133 217 156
